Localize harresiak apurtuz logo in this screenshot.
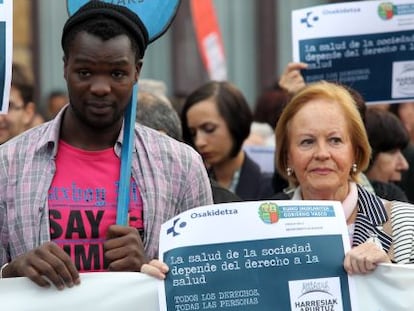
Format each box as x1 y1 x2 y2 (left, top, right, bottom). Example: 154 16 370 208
288 277 344 311
392 61 414 98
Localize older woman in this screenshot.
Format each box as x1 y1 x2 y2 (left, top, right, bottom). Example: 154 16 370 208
180 81 273 201
275 81 414 274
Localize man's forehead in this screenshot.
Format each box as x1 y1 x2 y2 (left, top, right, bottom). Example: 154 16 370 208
68 32 135 60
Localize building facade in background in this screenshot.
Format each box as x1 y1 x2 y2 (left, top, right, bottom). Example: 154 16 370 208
14 0 343 112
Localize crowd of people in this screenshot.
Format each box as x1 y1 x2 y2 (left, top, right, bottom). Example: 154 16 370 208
1 0 414 294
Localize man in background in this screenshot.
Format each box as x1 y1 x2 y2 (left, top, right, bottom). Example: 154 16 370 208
46 90 68 120
0 63 44 144
137 91 182 141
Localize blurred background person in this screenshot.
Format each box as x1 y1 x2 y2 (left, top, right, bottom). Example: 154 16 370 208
181 80 273 201
367 102 391 111
13 63 45 128
137 91 182 142
137 90 240 204
244 83 291 191
390 102 414 144
244 83 289 147
46 89 68 120
0 63 44 144
138 79 169 105
364 109 410 202
389 102 414 203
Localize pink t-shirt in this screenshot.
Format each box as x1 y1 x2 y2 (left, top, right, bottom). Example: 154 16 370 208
48 140 143 272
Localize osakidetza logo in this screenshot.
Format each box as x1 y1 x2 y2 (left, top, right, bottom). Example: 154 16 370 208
167 206 240 236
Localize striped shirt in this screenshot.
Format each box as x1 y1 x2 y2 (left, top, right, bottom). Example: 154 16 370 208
0 107 213 264
291 183 414 263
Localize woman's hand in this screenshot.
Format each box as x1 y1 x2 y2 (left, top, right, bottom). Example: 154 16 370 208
343 241 391 275
141 259 169 280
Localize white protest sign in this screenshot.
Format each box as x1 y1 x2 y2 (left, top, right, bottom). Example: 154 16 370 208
292 0 414 104
1 202 414 310
0 272 160 311
158 201 357 311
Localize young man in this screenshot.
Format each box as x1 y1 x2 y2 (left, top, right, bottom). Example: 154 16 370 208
0 1 212 289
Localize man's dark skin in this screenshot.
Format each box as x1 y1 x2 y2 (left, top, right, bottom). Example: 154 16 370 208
2 31 147 290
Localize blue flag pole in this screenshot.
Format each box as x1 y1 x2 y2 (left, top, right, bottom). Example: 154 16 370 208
116 84 138 225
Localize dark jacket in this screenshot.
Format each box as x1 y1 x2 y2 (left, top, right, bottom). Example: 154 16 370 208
370 180 409 202
397 143 414 204
210 179 242 203
235 154 274 201
271 169 289 194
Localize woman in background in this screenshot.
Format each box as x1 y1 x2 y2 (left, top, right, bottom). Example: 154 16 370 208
181 81 273 201
389 102 414 203
364 109 409 201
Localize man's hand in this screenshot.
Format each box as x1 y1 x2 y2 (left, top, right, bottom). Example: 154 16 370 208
4 242 80 290
279 62 308 95
343 241 391 275
104 225 147 272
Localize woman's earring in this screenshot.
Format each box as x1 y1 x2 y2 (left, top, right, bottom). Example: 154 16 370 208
287 167 293 176
352 163 357 174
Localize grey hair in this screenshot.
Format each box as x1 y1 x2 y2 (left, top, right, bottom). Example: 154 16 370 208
136 92 182 141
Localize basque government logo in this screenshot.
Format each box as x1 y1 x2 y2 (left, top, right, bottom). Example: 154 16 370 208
378 2 395 20
258 202 279 224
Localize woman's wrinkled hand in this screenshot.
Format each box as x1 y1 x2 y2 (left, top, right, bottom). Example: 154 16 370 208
343 241 391 275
